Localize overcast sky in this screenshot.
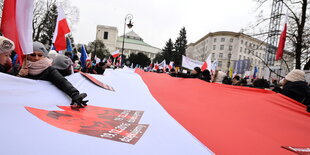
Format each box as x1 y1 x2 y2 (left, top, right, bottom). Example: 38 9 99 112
71 0 260 49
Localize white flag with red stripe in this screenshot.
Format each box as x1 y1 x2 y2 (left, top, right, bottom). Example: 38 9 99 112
201 55 211 71
168 61 174 69
111 50 120 58
52 6 71 51
0 0 34 64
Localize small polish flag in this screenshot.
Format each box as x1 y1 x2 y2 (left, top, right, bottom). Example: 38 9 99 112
112 50 120 58
168 61 174 69
201 55 211 71
52 7 71 51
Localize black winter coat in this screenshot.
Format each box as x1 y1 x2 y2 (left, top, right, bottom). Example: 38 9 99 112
0 64 19 75
25 66 79 98
281 81 310 106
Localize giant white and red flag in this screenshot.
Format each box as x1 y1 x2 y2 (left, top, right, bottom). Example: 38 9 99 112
0 69 309 154
52 7 71 51
0 0 34 64
275 13 288 61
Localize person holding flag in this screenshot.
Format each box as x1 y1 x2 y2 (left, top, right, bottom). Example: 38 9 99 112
18 42 88 108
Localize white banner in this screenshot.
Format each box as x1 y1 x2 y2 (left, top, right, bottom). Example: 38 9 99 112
182 55 204 70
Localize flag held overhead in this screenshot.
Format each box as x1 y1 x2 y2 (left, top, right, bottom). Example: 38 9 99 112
52 7 71 51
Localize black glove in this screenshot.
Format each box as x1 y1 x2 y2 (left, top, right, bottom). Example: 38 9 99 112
71 93 88 108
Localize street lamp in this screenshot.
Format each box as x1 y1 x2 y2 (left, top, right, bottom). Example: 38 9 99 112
92 29 100 61
227 52 232 74
121 14 134 65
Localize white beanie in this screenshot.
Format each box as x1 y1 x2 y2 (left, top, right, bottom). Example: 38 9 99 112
285 69 305 82
215 71 226 83
48 50 58 60
0 36 15 54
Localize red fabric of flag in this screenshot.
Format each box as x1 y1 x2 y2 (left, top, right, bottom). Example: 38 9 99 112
136 69 310 155
275 23 287 61
1 0 23 64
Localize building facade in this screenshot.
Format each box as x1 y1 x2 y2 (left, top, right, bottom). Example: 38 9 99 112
96 25 161 60
186 31 294 78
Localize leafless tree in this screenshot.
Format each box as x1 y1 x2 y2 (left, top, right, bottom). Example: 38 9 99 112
249 0 310 70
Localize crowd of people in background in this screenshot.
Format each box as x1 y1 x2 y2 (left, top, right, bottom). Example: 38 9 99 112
151 63 310 113
0 35 309 112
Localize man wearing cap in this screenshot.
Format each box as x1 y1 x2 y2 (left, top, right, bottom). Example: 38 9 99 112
0 36 16 74
281 69 310 112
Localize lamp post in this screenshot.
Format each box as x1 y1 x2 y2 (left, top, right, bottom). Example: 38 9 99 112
121 14 133 65
227 52 232 75
92 29 100 61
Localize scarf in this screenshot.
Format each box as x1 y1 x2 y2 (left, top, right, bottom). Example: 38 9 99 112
27 57 52 75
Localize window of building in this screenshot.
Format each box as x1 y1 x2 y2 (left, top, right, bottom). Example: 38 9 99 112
220 45 224 50
239 55 241 60
221 38 225 42
103 31 109 39
214 38 217 42
256 52 258 56
244 48 247 54
241 40 244 44
219 53 223 58
218 61 222 68
212 53 215 58
243 56 246 59
255 59 257 65
229 45 232 51
240 47 243 52
230 38 234 42
245 41 248 46
259 53 261 57
249 43 252 47
213 45 216 50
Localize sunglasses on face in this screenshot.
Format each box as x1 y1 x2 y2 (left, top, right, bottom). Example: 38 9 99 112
29 53 43 57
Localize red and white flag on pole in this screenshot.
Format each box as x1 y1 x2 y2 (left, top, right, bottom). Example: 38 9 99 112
1 0 34 64
201 55 211 71
275 13 288 61
153 62 159 70
111 50 120 58
52 6 71 51
168 61 174 69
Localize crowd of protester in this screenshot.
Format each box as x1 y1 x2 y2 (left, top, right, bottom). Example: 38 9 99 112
0 35 309 112
150 64 310 113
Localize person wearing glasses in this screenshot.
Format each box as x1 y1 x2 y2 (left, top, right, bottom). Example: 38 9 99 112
18 42 88 108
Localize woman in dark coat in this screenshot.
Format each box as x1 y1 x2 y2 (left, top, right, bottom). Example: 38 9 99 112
280 69 310 112
18 42 88 107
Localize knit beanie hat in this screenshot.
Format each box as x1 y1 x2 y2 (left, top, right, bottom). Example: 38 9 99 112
285 69 305 82
33 42 48 56
0 36 15 54
48 50 58 60
215 71 226 82
52 55 73 70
